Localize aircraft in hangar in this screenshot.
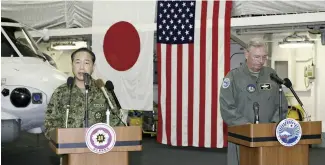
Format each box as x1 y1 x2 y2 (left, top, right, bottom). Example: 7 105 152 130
1 17 68 143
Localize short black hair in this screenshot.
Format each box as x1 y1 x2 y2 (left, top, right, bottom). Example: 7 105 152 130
71 47 96 63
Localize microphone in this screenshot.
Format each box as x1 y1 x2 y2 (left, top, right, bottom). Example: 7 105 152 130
270 73 285 121
105 80 122 109
65 77 74 128
283 78 310 121
95 79 114 110
83 73 90 90
95 79 127 126
270 73 285 85
253 102 259 124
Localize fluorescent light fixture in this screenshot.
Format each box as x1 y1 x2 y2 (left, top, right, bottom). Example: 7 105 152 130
278 32 315 48
278 41 314 48
51 41 87 50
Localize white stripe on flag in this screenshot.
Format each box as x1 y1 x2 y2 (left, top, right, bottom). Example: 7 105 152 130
182 44 189 146
204 0 214 148
192 0 202 147
171 46 178 146
217 0 226 148
161 44 167 145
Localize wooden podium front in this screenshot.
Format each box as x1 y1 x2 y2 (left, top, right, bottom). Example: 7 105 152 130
49 126 142 165
228 121 322 165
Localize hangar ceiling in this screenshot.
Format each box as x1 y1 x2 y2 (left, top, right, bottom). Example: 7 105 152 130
2 1 325 30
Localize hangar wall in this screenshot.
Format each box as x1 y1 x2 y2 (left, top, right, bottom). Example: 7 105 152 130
234 32 325 134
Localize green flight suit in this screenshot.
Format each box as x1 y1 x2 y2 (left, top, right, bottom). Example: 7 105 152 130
44 78 124 140
219 63 288 165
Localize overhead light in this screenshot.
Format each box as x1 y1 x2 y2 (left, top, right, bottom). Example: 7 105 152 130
278 41 314 48
278 32 314 48
51 41 87 50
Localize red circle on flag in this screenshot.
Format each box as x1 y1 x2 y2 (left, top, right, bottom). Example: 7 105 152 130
103 21 140 71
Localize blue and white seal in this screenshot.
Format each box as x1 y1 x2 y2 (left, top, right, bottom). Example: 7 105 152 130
246 84 256 93
222 78 231 89
276 118 302 147
85 123 116 154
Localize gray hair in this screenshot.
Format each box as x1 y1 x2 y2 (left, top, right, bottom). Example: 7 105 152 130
245 37 268 53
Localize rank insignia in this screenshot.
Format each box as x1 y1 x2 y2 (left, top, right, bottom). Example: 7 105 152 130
94 112 102 119
260 83 271 90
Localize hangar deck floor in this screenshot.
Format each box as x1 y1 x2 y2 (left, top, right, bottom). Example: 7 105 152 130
1 132 324 165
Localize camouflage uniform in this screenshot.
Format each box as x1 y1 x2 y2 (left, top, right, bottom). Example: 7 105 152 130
44 78 123 139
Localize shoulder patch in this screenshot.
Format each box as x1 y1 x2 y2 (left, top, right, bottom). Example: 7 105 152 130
222 78 231 89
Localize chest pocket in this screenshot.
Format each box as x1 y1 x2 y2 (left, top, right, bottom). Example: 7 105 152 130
90 99 107 111
89 99 107 122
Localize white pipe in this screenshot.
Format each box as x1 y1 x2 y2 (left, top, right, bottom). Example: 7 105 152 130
231 12 325 28
312 43 317 121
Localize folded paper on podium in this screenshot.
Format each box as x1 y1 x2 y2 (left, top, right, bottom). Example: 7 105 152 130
49 125 142 165
228 121 322 165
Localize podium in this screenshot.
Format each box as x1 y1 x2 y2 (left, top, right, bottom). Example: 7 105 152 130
228 121 322 165
49 126 142 165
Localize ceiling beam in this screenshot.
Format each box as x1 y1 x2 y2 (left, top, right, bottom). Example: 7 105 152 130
25 12 325 48
231 12 325 29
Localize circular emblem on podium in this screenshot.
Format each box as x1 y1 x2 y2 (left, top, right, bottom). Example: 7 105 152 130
85 123 116 154
276 118 302 147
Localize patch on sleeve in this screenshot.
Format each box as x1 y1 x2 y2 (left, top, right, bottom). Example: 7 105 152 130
222 78 231 89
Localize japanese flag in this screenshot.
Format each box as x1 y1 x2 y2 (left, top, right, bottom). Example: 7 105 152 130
91 0 155 110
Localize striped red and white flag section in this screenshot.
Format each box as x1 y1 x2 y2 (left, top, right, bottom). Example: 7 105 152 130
157 0 232 148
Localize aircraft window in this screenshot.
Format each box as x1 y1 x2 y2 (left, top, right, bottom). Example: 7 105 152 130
2 26 44 59
1 33 19 57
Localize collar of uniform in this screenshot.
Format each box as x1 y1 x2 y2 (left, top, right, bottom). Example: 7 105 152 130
71 77 97 92
242 62 265 76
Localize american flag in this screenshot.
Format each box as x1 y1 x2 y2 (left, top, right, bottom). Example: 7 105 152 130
156 0 232 148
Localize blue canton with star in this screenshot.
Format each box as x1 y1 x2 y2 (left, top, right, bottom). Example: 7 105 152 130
157 0 196 44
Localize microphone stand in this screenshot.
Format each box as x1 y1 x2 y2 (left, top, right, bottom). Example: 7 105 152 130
278 85 283 122
106 101 111 125
253 102 260 124
283 78 311 121
288 87 311 121
65 88 72 128
84 88 89 128
255 114 259 124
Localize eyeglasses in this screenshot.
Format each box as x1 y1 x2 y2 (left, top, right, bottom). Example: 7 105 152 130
252 55 268 61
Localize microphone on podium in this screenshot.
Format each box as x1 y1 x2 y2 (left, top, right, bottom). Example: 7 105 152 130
253 102 259 124
83 73 91 127
83 73 90 90
270 73 285 85
95 79 114 109
95 79 127 126
283 78 310 121
105 80 122 110
270 73 310 121
65 77 74 128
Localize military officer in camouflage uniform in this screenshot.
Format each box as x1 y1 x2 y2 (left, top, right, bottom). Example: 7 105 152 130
219 38 288 165
44 48 123 140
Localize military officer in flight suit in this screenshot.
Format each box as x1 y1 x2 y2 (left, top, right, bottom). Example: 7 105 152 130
219 38 288 165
